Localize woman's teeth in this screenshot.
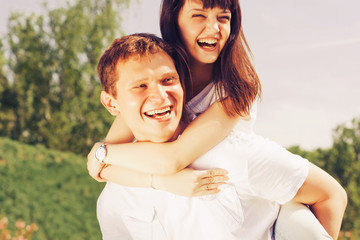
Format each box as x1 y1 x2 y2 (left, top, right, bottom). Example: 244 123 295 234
197 39 217 48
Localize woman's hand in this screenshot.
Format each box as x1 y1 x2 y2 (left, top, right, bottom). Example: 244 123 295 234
154 168 229 197
87 142 106 182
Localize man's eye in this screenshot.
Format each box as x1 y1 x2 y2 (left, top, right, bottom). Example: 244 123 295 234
135 84 147 88
162 78 174 84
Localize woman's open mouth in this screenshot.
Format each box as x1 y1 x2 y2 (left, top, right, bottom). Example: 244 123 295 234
197 38 218 49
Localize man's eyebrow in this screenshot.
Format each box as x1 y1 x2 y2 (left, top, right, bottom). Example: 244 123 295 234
160 72 179 79
130 78 148 85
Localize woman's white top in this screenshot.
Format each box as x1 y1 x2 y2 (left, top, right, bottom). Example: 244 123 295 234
97 83 309 240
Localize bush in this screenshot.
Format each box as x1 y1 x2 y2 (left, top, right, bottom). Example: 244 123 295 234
0 137 104 239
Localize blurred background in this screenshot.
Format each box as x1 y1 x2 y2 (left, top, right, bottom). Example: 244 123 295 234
0 0 359 239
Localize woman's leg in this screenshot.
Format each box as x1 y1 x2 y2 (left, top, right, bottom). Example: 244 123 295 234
274 201 333 240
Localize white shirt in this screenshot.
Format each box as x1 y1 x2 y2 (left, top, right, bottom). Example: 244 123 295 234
97 83 309 240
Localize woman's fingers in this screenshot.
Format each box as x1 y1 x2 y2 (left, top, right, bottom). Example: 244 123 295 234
197 169 229 183
194 182 227 194
202 175 229 184
194 188 221 196
196 168 228 180
206 168 229 177
190 168 229 196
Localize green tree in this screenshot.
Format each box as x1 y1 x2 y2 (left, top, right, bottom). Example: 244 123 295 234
0 39 6 109
330 118 360 237
3 0 129 155
288 117 360 238
0 40 15 137
0 40 6 94
7 12 55 144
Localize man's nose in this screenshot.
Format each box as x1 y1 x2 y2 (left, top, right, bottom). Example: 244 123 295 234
148 85 168 103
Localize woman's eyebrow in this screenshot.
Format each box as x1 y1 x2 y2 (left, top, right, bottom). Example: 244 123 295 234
189 8 206 13
189 8 231 13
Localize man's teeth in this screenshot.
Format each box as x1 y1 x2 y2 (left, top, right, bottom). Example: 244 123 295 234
153 112 171 119
146 106 171 116
146 107 170 118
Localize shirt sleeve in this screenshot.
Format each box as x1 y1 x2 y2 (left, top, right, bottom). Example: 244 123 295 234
246 135 310 204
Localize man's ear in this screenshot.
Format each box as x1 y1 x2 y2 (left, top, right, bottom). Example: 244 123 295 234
100 91 121 115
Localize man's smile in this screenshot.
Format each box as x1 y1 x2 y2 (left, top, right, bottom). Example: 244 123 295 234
144 106 174 120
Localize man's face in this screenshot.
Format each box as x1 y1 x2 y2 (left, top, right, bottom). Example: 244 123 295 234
113 51 183 142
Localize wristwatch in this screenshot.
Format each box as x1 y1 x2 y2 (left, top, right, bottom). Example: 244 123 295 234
95 143 107 164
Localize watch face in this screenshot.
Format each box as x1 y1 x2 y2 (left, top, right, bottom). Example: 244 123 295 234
95 145 107 163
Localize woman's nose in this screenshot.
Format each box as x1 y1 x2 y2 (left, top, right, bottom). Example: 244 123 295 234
205 17 220 33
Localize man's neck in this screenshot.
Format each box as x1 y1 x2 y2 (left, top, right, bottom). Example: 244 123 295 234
134 123 185 143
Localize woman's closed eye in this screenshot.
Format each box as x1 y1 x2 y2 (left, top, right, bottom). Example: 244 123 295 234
218 15 231 23
192 14 206 19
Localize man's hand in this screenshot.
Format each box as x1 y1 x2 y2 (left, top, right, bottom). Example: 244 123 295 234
87 142 107 182
154 168 229 197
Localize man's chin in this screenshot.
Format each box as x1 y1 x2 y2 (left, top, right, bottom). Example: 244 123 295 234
149 132 175 143
144 127 179 143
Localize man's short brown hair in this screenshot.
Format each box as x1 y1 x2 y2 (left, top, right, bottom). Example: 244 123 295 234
97 33 175 97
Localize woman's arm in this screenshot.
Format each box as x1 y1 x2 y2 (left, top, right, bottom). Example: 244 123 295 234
292 163 347 239
88 99 244 177
100 165 229 197
87 114 135 181
104 114 134 144
88 112 228 195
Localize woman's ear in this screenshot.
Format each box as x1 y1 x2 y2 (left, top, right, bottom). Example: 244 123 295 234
100 91 121 115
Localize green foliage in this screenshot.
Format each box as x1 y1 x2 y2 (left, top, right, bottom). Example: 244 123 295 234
0 0 130 155
0 40 15 138
0 40 6 93
0 136 105 240
288 117 360 239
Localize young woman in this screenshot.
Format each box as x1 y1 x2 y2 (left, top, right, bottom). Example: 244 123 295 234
89 0 346 239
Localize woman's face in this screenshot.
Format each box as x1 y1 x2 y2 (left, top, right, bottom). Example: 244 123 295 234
177 0 231 65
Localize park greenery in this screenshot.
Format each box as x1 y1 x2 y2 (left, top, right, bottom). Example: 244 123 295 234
288 118 360 239
0 0 359 239
1 119 359 239
0 0 130 156
0 136 104 239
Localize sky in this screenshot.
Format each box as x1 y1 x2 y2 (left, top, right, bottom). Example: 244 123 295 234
1 0 359 150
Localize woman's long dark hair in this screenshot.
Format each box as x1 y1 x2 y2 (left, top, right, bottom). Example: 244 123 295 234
160 0 261 116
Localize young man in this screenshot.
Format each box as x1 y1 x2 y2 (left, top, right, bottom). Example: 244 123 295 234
92 33 346 239
93 33 229 239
